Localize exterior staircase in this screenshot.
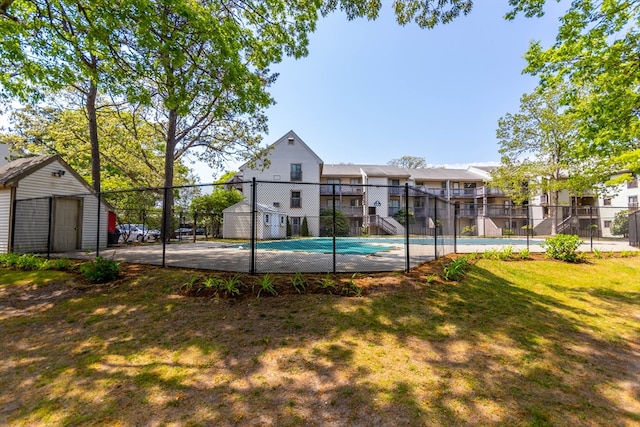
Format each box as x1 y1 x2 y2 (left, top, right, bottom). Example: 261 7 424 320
369 215 404 235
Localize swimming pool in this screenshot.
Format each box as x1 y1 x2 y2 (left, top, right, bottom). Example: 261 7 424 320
255 237 397 255
250 236 543 255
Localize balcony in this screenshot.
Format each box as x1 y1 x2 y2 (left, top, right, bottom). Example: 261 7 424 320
320 206 365 217
486 207 529 217
320 184 363 196
388 186 402 196
458 208 476 217
476 187 506 197
450 188 477 198
414 186 478 198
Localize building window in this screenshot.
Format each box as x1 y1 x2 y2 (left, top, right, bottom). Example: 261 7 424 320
389 179 401 195
264 214 270 224
350 199 360 207
604 220 612 228
290 164 302 181
629 195 638 209
291 191 301 208
603 198 612 206
280 216 286 226
389 199 400 216
273 202 280 208
326 178 341 193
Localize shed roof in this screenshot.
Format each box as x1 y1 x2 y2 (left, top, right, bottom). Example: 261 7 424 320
0 155 58 188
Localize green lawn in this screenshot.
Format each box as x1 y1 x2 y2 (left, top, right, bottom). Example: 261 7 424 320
1 257 639 426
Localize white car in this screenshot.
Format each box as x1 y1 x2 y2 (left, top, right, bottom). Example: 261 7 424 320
117 224 160 243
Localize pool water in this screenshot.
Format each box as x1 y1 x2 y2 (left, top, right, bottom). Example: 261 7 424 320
250 236 542 255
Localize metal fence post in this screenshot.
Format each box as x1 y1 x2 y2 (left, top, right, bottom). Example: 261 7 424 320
161 186 168 268
434 198 438 260
250 178 257 275
332 183 337 274
193 211 198 243
405 183 410 272
526 204 530 251
96 192 101 258
589 206 594 251
453 201 459 254
47 197 53 259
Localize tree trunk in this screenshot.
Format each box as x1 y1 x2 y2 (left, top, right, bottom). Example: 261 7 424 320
87 79 100 192
161 108 178 242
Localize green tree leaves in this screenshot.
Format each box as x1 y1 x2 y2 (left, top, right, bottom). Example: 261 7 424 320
512 0 640 173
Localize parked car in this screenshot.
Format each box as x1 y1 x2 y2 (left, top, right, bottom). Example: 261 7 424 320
174 226 206 239
117 224 160 243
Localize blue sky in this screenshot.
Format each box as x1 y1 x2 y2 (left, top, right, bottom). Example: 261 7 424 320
196 1 565 181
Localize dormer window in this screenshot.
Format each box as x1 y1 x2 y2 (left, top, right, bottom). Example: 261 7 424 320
291 164 302 181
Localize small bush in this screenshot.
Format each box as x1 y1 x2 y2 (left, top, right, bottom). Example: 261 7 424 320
220 275 242 297
518 248 531 260
254 274 277 298
80 257 120 283
542 234 583 262
292 271 308 294
461 225 476 236
180 275 201 292
14 254 43 270
342 273 362 297
200 276 221 294
0 253 21 267
441 256 471 281
482 247 514 260
317 273 336 294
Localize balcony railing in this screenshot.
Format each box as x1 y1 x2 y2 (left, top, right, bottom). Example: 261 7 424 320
320 206 364 217
451 188 476 197
476 187 506 197
486 207 529 217
319 185 364 195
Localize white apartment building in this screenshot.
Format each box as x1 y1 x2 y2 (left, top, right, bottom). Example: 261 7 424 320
237 131 636 239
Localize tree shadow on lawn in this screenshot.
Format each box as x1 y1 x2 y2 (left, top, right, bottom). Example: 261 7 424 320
1 263 639 426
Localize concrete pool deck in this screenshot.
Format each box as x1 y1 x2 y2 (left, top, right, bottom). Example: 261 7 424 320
60 238 639 273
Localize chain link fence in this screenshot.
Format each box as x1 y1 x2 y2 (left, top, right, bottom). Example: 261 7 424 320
8 181 637 272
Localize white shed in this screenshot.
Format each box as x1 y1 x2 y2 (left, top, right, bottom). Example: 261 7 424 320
0 155 110 254
223 201 287 240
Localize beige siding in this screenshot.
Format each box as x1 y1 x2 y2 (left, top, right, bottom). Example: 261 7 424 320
0 190 11 253
13 159 108 251
242 133 322 236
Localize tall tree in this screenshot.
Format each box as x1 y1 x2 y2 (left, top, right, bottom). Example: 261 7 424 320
388 155 428 169
491 87 604 234
0 102 193 190
0 0 126 192
508 0 640 174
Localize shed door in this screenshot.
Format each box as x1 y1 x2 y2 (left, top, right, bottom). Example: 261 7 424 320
53 198 80 252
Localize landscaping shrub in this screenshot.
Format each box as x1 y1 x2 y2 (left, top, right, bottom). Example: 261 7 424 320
542 234 583 262
80 257 120 283
441 256 471 281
